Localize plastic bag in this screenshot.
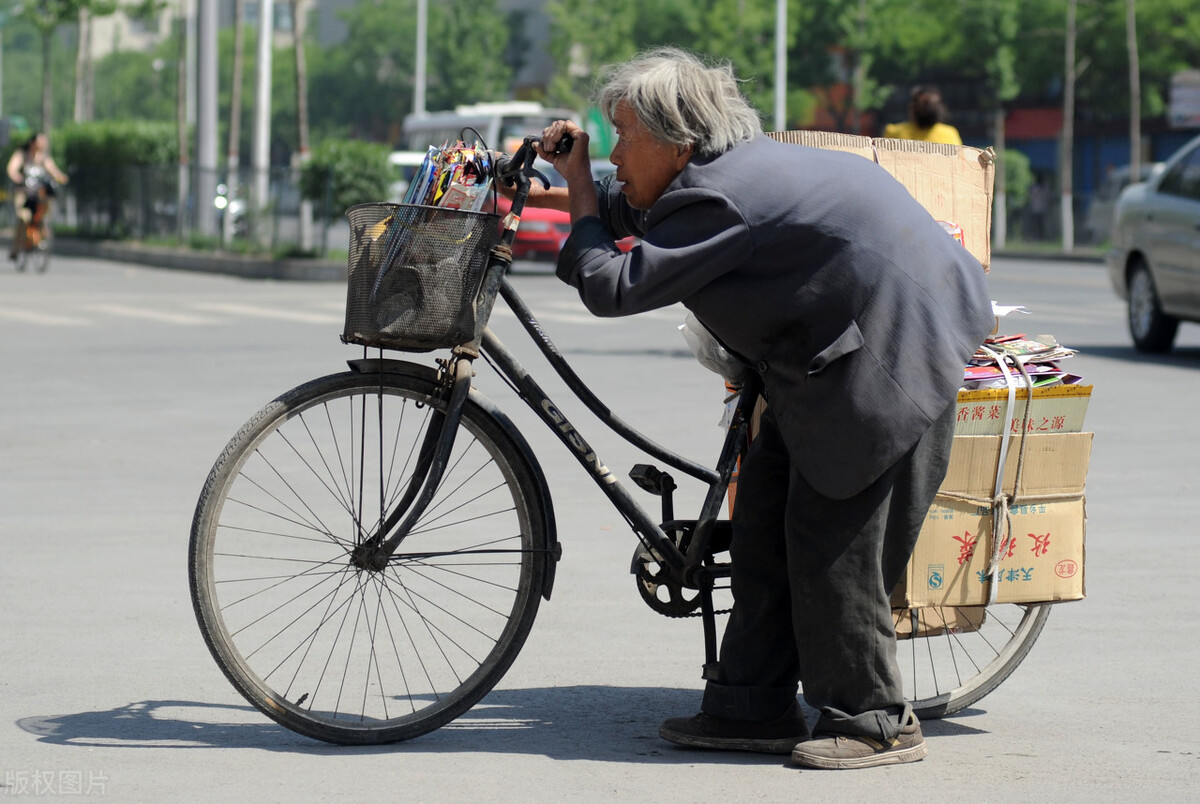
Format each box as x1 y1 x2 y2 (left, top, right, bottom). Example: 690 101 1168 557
679 311 747 386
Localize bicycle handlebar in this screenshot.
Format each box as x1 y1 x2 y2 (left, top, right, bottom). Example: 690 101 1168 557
493 133 574 191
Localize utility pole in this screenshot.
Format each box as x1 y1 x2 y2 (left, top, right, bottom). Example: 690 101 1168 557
1061 0 1077 253
414 0 427 116
253 0 274 220
196 0 218 237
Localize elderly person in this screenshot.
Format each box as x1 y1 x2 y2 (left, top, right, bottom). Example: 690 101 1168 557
526 48 993 770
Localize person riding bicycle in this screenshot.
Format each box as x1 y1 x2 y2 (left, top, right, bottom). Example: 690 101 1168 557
7 131 68 260
521 48 993 769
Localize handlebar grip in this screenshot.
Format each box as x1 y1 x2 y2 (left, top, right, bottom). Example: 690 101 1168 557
551 132 574 156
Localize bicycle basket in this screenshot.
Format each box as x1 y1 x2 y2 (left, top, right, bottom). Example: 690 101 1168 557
343 202 500 352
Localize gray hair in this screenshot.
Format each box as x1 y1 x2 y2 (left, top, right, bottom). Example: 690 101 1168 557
595 48 762 159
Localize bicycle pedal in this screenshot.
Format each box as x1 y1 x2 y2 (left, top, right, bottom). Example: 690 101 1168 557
629 464 676 496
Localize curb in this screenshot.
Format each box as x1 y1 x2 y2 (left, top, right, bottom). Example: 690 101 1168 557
993 249 1105 264
51 237 347 281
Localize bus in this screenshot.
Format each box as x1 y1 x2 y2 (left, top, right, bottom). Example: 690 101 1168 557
398 101 580 153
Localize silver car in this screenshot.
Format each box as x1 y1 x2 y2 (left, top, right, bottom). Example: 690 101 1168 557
1107 132 1200 352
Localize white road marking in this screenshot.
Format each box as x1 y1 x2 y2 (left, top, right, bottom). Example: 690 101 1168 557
0 306 90 326
83 303 219 325
191 302 342 324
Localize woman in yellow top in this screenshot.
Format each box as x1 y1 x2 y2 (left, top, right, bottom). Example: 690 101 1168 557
884 85 962 146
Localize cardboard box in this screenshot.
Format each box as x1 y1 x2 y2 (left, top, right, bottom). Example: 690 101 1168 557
767 131 995 269
956 383 1092 436
895 431 1092 607
893 605 986 640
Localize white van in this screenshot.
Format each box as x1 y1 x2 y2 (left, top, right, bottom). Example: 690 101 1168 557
399 101 579 153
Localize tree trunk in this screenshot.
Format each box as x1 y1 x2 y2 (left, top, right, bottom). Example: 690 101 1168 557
1126 0 1141 180
293 0 314 251
993 107 1007 250
850 0 866 135
1061 0 1076 253
74 9 89 123
41 31 53 130
224 0 246 246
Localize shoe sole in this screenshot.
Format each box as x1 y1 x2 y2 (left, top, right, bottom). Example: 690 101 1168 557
791 741 928 769
658 725 805 755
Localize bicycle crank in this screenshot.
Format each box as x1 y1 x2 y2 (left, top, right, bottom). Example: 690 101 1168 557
632 544 703 617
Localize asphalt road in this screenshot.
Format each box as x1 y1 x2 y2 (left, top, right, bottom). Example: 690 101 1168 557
1 254 1197 801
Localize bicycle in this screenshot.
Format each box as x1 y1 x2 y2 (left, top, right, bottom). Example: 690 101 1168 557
12 178 54 274
188 136 1049 745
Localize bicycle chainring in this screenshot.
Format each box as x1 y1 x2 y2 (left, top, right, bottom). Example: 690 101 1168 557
633 545 702 617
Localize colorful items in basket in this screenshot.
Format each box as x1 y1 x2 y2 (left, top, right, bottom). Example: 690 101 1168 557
402 140 494 212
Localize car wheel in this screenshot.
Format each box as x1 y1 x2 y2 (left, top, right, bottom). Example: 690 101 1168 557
1127 258 1179 353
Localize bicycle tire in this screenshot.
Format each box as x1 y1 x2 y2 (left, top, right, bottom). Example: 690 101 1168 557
31 230 50 273
189 368 550 744
898 602 1050 718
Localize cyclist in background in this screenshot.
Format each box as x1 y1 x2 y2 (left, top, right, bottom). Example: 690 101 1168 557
7 132 68 260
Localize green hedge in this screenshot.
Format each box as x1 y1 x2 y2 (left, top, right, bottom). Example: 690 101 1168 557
56 119 180 167
299 139 392 218
55 120 180 236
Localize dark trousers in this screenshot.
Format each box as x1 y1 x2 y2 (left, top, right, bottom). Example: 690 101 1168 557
701 400 956 741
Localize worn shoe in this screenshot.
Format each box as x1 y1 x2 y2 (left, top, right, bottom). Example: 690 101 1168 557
790 708 927 769
659 701 810 754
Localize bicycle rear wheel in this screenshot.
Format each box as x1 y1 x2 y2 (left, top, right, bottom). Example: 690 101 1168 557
897 602 1050 718
13 226 49 273
31 229 50 273
190 367 550 744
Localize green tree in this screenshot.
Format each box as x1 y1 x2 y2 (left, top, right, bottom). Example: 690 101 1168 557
298 137 390 217
17 0 119 129
305 0 510 146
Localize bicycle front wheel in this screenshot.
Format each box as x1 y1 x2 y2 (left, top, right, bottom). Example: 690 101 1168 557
898 602 1050 718
190 367 550 744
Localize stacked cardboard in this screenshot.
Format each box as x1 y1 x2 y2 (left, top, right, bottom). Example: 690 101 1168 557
757 131 1090 612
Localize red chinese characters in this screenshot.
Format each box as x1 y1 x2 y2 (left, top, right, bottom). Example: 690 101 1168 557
1028 532 1051 557
953 532 977 566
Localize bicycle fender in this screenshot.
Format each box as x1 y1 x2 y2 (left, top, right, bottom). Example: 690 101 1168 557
348 357 561 601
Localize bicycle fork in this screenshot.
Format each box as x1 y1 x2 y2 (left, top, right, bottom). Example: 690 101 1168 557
349 354 474 571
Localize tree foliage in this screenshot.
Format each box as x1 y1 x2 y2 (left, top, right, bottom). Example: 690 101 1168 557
5 0 1200 162
298 138 391 216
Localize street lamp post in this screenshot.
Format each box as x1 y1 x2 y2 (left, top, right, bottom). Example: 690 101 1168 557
196 0 218 236
414 0 426 116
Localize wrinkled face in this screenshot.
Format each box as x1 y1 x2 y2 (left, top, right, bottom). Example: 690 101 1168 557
609 102 692 210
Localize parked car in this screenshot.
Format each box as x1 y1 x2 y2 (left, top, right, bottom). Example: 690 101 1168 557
1107 133 1200 352
1084 162 1163 244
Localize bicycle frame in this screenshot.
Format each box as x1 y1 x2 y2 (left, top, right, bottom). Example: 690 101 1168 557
354 270 760 677
483 277 758 585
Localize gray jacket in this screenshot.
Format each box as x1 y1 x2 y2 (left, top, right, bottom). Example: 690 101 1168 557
557 134 994 499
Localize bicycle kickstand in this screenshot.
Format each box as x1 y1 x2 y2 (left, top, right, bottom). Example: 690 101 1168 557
697 570 721 681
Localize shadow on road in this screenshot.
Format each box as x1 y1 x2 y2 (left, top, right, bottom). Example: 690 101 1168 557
1071 342 1200 366
16 686 988 761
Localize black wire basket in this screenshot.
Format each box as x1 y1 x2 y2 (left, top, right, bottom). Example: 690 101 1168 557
342 202 501 352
